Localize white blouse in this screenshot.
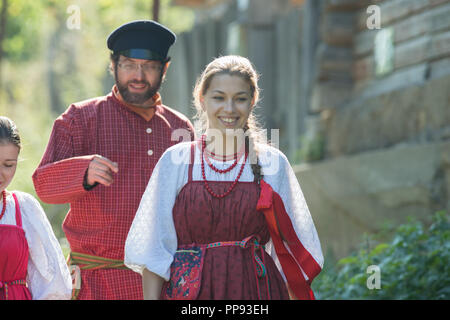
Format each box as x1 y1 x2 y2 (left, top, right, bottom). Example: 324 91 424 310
0 191 72 300
125 141 323 281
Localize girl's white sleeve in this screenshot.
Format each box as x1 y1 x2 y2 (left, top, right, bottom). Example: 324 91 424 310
125 143 190 281
18 192 72 300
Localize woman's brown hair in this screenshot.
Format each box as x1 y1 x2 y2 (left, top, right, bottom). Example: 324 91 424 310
0 116 21 151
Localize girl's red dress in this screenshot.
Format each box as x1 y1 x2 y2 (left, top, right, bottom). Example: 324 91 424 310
161 145 289 299
0 193 32 300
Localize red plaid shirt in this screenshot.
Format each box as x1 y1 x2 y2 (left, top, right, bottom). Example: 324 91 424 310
32 89 194 299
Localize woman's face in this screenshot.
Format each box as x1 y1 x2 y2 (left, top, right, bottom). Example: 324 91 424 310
202 73 254 135
0 142 19 193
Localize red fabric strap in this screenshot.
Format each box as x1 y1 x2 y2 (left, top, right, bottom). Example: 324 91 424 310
12 193 22 227
188 142 195 182
256 179 321 300
272 191 321 281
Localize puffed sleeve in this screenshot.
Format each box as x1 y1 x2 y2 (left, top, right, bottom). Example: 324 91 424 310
259 145 324 279
17 192 72 300
32 105 94 204
125 142 190 280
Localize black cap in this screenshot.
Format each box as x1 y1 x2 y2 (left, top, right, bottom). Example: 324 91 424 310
107 20 176 61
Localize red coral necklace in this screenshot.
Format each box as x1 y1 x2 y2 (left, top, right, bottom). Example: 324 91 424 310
201 135 248 198
0 190 6 221
202 135 239 173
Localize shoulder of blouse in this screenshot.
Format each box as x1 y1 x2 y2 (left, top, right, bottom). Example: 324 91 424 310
11 191 44 217
256 143 289 164
158 141 194 166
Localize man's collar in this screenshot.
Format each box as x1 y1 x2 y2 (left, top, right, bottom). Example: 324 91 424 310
112 85 161 121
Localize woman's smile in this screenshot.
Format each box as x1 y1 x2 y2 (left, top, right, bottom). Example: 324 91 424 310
218 116 239 127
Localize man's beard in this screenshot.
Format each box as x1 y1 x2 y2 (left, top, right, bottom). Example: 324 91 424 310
114 67 162 106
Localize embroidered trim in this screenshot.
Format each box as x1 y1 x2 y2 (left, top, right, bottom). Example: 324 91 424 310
164 245 206 300
0 279 27 300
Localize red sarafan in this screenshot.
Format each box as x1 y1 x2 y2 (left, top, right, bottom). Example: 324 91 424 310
166 143 289 300
0 193 32 300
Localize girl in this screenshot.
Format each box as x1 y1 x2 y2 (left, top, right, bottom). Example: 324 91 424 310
125 55 323 300
0 116 72 300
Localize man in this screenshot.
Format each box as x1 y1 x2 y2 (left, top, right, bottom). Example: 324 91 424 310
32 20 195 300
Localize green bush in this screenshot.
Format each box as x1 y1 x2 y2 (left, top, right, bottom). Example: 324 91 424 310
312 211 450 300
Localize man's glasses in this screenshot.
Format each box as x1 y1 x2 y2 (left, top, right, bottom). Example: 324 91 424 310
118 62 163 74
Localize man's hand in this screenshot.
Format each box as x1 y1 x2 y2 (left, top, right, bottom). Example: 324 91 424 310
85 155 119 187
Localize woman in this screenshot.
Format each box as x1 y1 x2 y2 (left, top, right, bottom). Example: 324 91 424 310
125 55 323 300
0 116 72 300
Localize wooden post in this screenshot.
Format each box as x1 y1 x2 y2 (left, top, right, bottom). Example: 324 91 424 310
152 0 160 22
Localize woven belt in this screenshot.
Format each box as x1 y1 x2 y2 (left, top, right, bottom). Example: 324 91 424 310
67 251 128 299
68 251 128 270
205 235 267 278
0 279 27 300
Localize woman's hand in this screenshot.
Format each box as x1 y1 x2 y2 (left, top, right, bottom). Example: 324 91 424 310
142 268 165 300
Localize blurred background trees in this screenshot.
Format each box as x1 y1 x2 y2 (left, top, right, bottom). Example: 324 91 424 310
0 0 194 242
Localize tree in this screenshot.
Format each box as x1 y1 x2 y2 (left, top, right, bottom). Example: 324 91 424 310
0 0 8 93
152 0 160 21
